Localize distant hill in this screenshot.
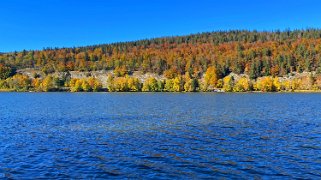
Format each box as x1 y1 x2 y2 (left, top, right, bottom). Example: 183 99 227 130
1 29 321 80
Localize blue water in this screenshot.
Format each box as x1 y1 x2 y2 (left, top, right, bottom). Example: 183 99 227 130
0 93 321 179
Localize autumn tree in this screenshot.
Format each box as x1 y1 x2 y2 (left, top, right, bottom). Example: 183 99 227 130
127 77 141 91
88 77 102 92
233 77 252 92
70 79 83 92
223 75 234 92
0 64 14 80
107 75 141 92
254 77 274 92
172 76 184 92
142 77 159 92
184 72 198 92
164 79 174 92
39 76 54 91
107 75 115 92
6 74 31 91
82 80 91 92
204 66 219 90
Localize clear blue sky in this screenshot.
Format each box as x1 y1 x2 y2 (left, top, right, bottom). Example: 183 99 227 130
1 0 321 52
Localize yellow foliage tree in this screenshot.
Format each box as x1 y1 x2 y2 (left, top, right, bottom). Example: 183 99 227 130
32 78 42 91
87 77 102 92
142 77 159 92
40 76 55 92
254 77 274 92
164 79 174 92
127 77 141 92
273 77 281 91
108 75 141 92
107 75 115 92
223 76 234 92
82 80 91 92
6 74 31 91
70 79 83 92
204 66 218 90
172 76 184 92
184 72 198 92
233 77 251 92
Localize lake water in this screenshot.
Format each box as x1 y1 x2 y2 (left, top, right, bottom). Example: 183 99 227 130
0 93 321 179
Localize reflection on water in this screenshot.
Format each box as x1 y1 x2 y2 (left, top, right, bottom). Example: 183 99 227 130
1 93 321 178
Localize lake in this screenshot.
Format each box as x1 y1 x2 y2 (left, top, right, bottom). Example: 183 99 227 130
0 93 321 178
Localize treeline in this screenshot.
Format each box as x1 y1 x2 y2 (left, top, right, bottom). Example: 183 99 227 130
1 29 321 80
1 29 321 92
0 74 103 92
1 69 320 92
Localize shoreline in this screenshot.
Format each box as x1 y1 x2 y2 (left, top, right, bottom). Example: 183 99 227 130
1 90 321 93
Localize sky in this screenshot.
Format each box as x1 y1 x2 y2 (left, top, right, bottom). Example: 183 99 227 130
0 0 321 52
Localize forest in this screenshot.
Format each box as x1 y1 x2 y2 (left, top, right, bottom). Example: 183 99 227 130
1 29 321 92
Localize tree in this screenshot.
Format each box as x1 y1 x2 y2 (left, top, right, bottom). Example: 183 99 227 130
107 76 140 92
163 68 178 79
88 77 102 92
54 77 65 89
70 79 83 92
0 64 14 80
107 75 115 92
127 77 141 91
204 66 218 90
249 62 257 79
172 76 184 92
113 77 128 91
93 80 103 92
32 78 42 91
114 66 129 77
233 77 251 92
223 75 234 92
184 72 198 92
6 74 31 91
0 80 7 89
164 79 174 92
82 80 91 92
216 79 223 88
254 77 274 92
273 77 281 91
142 77 159 92
40 76 55 92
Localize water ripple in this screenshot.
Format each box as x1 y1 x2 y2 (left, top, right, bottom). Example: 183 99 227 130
1 93 321 178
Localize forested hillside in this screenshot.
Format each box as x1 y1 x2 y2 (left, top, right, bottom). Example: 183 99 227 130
1 29 321 92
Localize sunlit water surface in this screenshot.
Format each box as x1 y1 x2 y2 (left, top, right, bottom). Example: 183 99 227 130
0 93 321 178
